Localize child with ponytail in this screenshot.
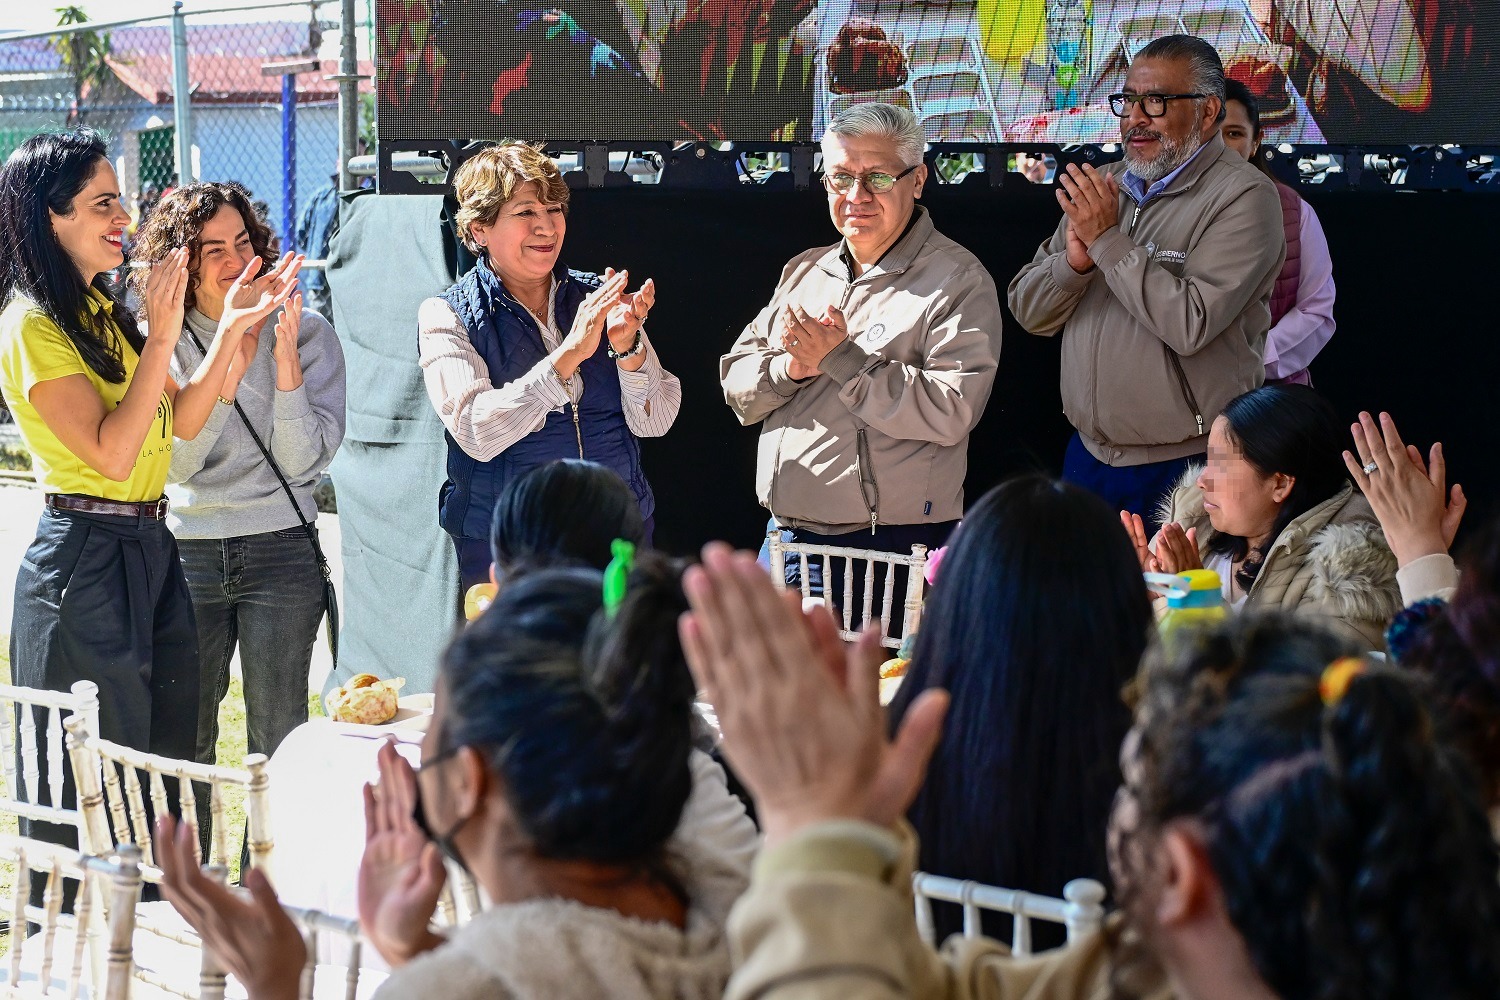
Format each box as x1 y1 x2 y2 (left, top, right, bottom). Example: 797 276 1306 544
158 551 752 1000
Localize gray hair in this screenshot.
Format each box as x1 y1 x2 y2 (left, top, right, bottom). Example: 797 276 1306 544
822 102 926 168
1135 34 1227 124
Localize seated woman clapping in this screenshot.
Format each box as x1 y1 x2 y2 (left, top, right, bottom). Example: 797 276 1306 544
159 554 749 1000
1123 384 1401 648
679 544 1500 998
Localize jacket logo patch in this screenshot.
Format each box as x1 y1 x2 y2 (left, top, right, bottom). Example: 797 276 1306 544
859 322 896 350
1153 248 1188 265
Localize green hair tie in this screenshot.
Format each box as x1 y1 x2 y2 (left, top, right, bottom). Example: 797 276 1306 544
603 538 636 618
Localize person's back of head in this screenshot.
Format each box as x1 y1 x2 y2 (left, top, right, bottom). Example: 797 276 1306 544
1114 612 1500 999
489 459 646 581
890 474 1154 937
438 552 694 867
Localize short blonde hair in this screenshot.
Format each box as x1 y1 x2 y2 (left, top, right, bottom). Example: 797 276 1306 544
452 142 570 253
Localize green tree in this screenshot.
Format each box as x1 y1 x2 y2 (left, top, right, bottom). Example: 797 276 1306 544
53 6 113 125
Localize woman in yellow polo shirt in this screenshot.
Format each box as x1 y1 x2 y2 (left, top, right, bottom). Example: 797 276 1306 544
0 129 299 850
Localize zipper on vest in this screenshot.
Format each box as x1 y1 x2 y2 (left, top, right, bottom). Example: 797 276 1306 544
569 401 583 458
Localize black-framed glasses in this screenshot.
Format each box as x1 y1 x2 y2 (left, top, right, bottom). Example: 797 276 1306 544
822 164 919 194
1108 92 1205 118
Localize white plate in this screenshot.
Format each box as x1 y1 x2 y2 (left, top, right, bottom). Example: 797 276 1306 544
326 693 434 737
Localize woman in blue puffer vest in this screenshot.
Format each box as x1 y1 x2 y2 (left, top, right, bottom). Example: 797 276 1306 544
418 142 681 589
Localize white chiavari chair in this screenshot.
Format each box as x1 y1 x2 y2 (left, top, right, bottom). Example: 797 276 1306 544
910 872 1107 956
63 715 273 999
0 682 100 837
766 532 928 649
0 835 142 1000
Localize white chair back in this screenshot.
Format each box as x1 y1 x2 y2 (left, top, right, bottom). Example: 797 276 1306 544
64 715 275 1000
766 532 928 649
0 834 143 1000
911 872 1106 956
63 715 274 881
0 681 100 830
280 900 376 1000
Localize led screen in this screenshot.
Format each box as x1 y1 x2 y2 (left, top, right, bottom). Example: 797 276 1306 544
376 0 1498 145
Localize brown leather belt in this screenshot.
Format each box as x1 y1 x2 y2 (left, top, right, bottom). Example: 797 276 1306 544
45 493 170 520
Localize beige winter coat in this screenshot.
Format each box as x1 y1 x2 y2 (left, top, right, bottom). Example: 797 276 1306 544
726 821 1170 1000
375 751 754 1000
1157 468 1402 649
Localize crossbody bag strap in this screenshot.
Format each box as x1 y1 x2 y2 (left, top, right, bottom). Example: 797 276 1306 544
187 328 338 665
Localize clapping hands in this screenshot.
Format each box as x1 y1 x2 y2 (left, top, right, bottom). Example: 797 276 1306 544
678 543 949 846
1121 512 1202 576
221 253 303 338
156 814 305 1000
358 739 447 966
778 303 848 380
1343 411 1466 566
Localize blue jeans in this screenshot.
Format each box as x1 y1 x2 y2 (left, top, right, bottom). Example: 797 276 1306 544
1062 433 1204 537
179 527 326 763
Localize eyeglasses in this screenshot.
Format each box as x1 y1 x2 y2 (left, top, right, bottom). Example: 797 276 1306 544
822 164 919 194
1108 92 1205 118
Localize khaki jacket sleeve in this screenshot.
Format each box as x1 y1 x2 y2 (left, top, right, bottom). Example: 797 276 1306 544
822 264 1003 448
721 258 820 426
725 822 1121 1000
1085 180 1285 357
1006 217 1096 337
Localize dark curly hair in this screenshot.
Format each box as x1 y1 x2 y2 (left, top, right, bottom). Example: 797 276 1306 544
1398 518 1500 808
1109 613 1500 1000
0 129 144 384
127 181 279 315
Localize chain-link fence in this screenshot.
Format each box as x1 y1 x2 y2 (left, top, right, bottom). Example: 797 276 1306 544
0 1 373 255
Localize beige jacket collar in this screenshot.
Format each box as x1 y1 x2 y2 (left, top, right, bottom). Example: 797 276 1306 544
812 204 934 283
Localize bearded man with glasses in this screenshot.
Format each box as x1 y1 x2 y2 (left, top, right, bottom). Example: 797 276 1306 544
1009 34 1286 536
721 101 1002 602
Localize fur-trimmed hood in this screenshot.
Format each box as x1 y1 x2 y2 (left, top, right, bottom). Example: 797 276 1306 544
1158 466 1402 648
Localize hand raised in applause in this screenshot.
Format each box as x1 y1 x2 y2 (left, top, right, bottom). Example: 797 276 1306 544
777 303 849 380
1344 410 1466 567
142 248 190 350
1056 163 1119 249
358 739 447 967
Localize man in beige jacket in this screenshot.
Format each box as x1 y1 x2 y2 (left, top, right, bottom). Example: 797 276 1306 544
721 102 1003 588
1008 35 1285 532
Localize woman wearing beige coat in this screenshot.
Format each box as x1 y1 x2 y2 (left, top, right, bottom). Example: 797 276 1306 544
1124 385 1401 649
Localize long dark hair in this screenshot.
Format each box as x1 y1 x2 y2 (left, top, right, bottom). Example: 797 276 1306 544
1112 613 1500 1000
0 129 144 383
490 459 646 578
889 475 1154 944
1206 385 1350 591
435 554 695 873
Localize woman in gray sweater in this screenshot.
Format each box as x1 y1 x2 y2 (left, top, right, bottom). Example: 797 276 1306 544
131 182 345 767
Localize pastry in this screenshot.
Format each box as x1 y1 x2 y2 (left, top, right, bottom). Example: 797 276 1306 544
326 673 406 725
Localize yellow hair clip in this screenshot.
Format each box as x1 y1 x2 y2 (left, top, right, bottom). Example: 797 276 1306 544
1319 657 1366 706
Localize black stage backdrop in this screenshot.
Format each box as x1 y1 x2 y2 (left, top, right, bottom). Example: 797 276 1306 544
540 185 1494 556
333 186 1494 568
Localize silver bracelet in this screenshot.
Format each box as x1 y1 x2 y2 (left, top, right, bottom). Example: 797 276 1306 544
607 331 645 360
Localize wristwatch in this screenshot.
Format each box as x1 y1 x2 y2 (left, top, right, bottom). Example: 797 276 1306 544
607 331 646 360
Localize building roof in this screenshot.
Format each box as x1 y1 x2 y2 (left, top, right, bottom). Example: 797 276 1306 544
0 21 373 104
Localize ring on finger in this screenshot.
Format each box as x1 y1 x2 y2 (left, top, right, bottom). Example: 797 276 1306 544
790 338 800 347
1363 461 1379 475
